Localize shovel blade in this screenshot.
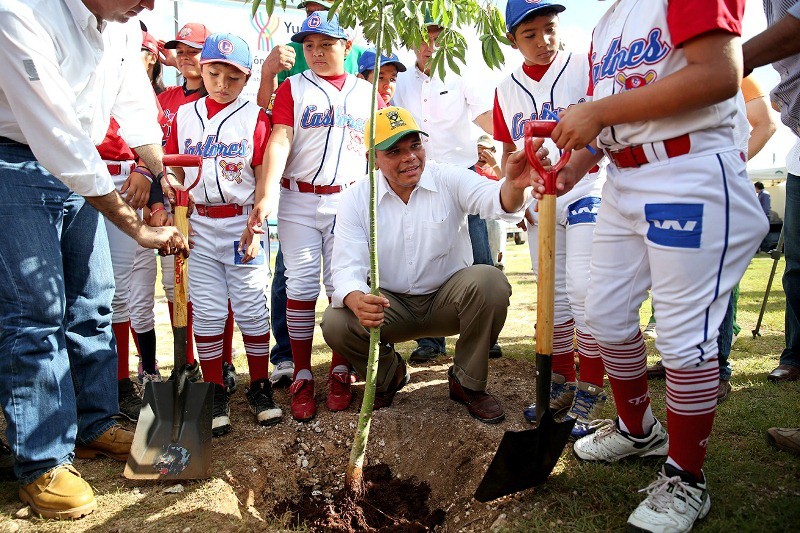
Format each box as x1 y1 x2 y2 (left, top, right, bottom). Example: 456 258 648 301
474 409 576 502
124 379 214 480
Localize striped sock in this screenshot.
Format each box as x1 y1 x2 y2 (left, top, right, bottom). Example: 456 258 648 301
576 328 604 387
242 332 270 383
287 298 316 377
551 319 577 382
222 300 234 364
599 331 654 436
665 357 719 480
195 333 224 385
113 321 131 381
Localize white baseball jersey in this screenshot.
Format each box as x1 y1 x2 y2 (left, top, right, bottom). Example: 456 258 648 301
174 96 260 206
283 71 373 186
591 0 739 150
496 51 603 205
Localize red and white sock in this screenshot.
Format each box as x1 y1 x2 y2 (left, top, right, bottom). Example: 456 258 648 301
551 319 577 382
242 332 270 383
665 357 719 480
287 298 316 380
599 330 654 436
113 320 131 381
195 333 224 386
576 328 604 387
222 300 234 365
168 300 196 365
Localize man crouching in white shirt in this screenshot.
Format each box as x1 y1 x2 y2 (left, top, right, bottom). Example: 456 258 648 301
321 106 542 424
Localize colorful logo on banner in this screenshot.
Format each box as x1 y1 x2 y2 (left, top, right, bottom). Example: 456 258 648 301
251 12 281 51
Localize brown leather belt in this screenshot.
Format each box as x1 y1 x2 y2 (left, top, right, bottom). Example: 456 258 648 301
281 177 350 195
195 204 245 218
606 134 691 169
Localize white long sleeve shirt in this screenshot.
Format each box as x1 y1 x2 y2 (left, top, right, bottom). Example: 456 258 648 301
331 162 529 306
0 0 162 196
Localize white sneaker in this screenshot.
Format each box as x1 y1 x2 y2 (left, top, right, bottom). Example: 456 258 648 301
270 361 294 388
627 464 711 532
643 323 658 339
574 418 669 462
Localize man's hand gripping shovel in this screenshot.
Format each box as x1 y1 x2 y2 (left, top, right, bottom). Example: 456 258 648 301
475 121 576 502
124 155 215 480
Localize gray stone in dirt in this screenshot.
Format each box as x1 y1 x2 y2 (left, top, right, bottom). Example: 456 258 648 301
490 513 507 531
163 484 185 494
14 508 29 519
0 521 20 533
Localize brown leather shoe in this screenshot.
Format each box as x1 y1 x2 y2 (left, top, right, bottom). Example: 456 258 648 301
447 367 505 424
766 427 800 455
19 464 96 520
767 364 800 383
646 359 666 380
373 356 410 410
74 425 133 462
717 379 732 404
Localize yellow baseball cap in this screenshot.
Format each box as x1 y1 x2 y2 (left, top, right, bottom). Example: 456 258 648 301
366 106 429 150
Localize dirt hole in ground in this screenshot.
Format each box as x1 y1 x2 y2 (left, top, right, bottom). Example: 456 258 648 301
275 463 446 532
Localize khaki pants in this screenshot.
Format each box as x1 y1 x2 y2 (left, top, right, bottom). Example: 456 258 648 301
321 265 511 392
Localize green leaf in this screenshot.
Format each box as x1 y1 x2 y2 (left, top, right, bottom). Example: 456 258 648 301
250 0 261 19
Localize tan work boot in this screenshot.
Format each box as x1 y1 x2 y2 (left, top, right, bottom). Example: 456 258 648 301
19 464 96 519
766 427 800 456
75 424 133 462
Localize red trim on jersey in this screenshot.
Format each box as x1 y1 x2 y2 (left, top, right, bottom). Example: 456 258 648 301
205 98 235 119
493 90 514 144
667 0 744 47
521 61 552 82
319 72 348 91
96 118 136 161
587 45 594 97
271 79 294 128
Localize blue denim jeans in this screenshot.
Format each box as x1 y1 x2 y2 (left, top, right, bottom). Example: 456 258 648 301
717 291 735 381
0 142 117 484
269 245 292 365
781 174 800 369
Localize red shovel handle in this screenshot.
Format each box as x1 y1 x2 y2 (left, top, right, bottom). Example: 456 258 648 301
523 121 572 195
162 154 202 207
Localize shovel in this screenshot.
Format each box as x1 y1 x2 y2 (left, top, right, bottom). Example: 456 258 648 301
124 154 214 480
475 121 576 502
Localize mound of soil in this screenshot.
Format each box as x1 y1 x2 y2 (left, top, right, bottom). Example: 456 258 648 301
275 463 445 532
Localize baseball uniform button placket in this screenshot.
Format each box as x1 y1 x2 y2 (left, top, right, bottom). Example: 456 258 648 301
606 134 692 169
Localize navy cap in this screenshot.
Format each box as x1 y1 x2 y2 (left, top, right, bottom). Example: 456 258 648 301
291 12 349 43
357 49 407 75
200 33 253 74
505 0 565 33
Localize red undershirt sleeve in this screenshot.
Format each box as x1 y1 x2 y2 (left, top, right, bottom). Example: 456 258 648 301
492 90 513 144
667 0 744 47
271 79 295 127
251 110 271 168
164 108 180 155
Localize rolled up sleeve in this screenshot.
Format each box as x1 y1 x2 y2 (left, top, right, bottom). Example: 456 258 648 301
441 164 531 223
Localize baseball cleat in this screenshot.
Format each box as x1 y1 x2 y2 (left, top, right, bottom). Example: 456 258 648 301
573 418 668 462
566 381 607 438
523 373 576 423
246 379 282 426
627 464 710 533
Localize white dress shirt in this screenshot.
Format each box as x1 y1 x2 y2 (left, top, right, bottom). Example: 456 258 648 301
331 162 529 306
393 65 492 168
0 0 162 197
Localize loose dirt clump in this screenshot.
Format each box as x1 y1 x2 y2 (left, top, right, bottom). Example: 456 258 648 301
275 463 445 532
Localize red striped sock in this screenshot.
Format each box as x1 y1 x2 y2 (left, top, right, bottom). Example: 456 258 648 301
287 298 316 377
113 321 131 381
222 300 234 364
168 301 196 365
665 358 719 479
599 331 652 436
195 333 224 385
576 328 604 387
243 332 270 383
551 319 577 382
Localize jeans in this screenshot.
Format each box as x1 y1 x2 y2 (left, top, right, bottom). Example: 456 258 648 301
781 173 800 369
0 142 117 484
269 245 292 365
717 291 735 381
416 212 494 354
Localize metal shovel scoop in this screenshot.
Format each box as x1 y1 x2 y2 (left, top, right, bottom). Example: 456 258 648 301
124 154 214 480
475 121 576 502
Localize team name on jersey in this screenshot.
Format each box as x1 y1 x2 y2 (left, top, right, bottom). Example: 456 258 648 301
299 105 367 132
592 28 672 84
183 135 250 158
510 102 582 141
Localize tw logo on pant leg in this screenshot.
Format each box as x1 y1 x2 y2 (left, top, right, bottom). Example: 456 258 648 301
645 203 703 248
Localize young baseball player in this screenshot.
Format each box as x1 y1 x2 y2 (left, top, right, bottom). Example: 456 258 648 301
356 49 406 105
165 33 280 435
494 0 607 438
546 1 768 530
249 13 382 422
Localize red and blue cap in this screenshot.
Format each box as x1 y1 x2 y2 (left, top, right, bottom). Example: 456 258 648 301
164 22 211 49
357 49 407 75
291 12 349 42
505 0 565 33
200 33 253 75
